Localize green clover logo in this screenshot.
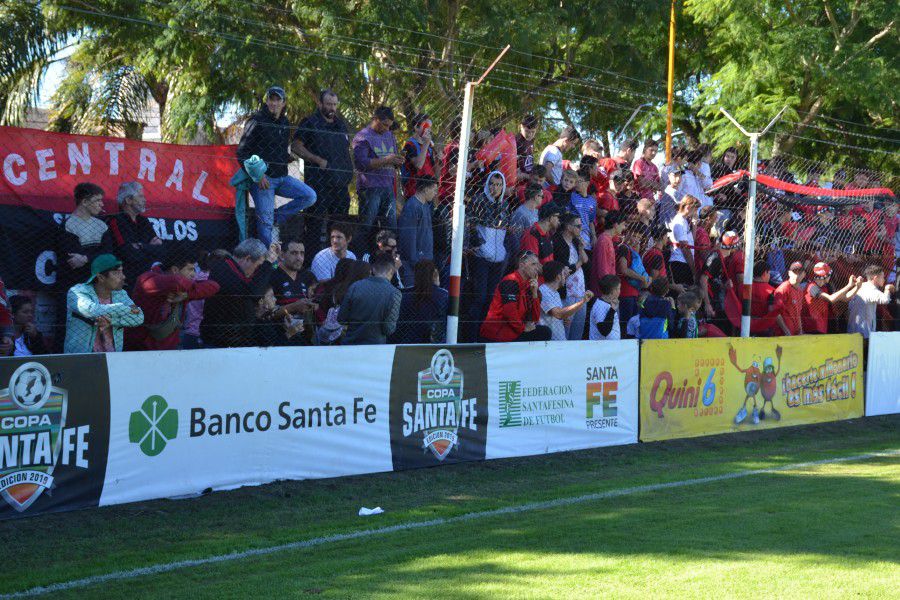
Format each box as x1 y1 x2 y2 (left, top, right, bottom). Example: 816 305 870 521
129 395 178 457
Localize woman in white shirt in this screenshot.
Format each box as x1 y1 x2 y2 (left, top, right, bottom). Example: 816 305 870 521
668 196 701 286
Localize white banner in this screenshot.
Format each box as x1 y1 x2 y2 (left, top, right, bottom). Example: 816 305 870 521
486 340 639 459
865 333 900 416
101 346 395 506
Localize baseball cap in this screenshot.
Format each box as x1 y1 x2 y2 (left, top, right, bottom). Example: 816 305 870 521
266 86 286 100
788 261 805 273
813 262 832 277
720 231 740 249
87 254 122 282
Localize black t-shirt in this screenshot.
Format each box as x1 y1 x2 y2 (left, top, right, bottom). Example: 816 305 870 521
515 133 534 175
270 267 317 304
294 111 352 187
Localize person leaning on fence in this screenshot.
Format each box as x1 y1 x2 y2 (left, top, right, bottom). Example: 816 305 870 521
338 253 402 346
352 105 404 255
54 182 110 350
291 89 353 256
398 175 437 287
125 245 221 351
847 264 895 339
311 220 357 281
803 262 860 335
236 85 317 246
64 254 144 354
480 251 551 343
201 239 277 348
101 181 163 285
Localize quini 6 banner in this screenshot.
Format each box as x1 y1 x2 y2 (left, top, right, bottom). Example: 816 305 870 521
639 334 864 442
0 127 238 291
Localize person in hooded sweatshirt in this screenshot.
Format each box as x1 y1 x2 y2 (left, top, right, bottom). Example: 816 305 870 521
236 86 317 246
466 170 510 340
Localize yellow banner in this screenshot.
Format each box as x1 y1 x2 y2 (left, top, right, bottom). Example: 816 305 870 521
639 335 864 442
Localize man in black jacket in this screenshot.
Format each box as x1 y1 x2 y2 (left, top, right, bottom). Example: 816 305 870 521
236 86 317 246
291 89 353 256
201 238 277 348
102 181 164 287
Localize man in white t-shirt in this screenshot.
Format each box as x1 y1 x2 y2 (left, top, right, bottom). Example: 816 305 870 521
589 274 622 341
539 261 593 341
539 125 581 185
848 264 895 338
668 195 701 286
311 221 357 280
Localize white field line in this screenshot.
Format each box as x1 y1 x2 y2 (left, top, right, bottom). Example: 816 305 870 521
4 449 898 598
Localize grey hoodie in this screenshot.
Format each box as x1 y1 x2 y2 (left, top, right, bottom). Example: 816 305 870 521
468 170 509 263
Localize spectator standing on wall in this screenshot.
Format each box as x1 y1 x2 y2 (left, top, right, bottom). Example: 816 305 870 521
632 139 662 199
292 89 354 256
126 246 221 351
102 181 164 285
539 126 581 186
54 183 110 350
201 239 277 348
480 251 551 343
236 86 317 246
515 114 539 183
352 106 404 254
401 113 437 200
64 254 144 354
311 221 357 281
338 253 402 345
397 176 437 287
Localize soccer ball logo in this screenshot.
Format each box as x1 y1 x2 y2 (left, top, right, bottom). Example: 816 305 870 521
431 349 456 385
9 362 52 411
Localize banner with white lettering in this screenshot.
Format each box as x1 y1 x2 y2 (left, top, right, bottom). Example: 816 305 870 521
485 340 638 460
0 127 238 290
101 347 395 507
865 332 900 416
0 355 110 520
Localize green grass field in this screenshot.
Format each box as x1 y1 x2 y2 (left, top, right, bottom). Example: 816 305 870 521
2 415 898 599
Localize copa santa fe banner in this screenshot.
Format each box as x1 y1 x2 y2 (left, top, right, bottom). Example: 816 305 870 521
0 126 238 290
639 334 865 442
0 340 639 519
864 332 900 416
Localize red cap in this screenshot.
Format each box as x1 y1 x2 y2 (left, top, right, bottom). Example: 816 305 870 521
720 231 740 249
789 261 805 272
813 262 832 277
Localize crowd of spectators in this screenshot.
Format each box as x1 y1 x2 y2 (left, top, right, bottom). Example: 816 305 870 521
0 84 897 355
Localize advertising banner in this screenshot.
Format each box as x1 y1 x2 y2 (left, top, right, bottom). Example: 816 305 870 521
640 335 864 442
486 341 638 459
388 345 489 470
0 355 110 519
101 346 395 507
865 332 900 416
0 127 238 290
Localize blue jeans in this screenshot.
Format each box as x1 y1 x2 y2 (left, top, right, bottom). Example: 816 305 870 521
566 299 587 340
249 175 317 246
355 187 396 254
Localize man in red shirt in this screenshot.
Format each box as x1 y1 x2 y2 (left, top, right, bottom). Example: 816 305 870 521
599 138 638 177
803 262 860 334
632 139 661 199
773 261 806 336
750 262 786 336
520 203 562 264
480 251 551 342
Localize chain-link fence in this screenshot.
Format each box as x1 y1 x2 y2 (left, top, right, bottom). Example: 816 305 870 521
1 20 898 355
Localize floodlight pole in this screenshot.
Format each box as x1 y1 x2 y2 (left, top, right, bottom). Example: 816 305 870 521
719 106 787 338
446 45 510 344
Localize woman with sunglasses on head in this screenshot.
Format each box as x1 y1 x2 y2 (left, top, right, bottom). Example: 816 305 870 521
803 262 861 334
